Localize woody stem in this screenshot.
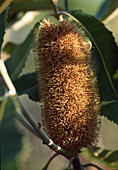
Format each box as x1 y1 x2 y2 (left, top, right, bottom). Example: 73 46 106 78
72 156 83 170
50 0 63 21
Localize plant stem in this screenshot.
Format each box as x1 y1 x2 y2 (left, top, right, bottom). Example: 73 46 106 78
50 0 59 17
0 58 67 157
0 58 16 96
12 95 66 156
50 0 63 21
72 156 83 170
42 153 58 170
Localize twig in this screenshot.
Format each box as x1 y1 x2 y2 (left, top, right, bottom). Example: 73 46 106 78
83 163 103 170
0 58 67 157
72 156 83 170
0 58 16 96
12 95 67 156
42 153 58 170
50 0 63 21
50 0 59 17
68 157 75 170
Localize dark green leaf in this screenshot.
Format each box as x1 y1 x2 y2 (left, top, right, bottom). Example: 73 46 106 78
0 76 6 101
13 72 41 102
27 86 39 102
98 150 110 158
0 8 7 48
1 97 23 170
0 97 7 122
69 10 118 124
101 100 118 122
89 147 118 167
92 48 101 76
10 0 52 12
13 72 37 95
5 24 38 80
105 151 118 163
3 42 17 54
114 69 118 80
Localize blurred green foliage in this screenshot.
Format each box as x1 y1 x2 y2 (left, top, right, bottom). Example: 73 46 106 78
1 97 22 170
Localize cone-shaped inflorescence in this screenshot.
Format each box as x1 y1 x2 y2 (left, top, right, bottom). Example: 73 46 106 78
35 19 101 156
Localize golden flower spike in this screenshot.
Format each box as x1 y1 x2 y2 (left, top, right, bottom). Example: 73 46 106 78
35 19 101 157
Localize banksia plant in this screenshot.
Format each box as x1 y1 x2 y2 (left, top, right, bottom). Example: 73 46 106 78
35 19 101 157
2 0 118 169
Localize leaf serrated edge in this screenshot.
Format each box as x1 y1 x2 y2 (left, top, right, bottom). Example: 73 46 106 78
60 11 118 98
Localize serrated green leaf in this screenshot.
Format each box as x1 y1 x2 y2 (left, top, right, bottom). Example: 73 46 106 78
0 8 7 48
5 24 37 80
69 10 118 124
1 97 23 170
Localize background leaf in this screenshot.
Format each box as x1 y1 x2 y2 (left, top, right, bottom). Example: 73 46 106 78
27 85 40 102
1 97 23 170
9 0 52 12
96 0 111 19
89 146 118 168
5 24 38 80
13 72 37 95
13 72 41 101
3 42 17 54
101 0 118 20
0 76 7 102
0 8 7 49
69 10 118 124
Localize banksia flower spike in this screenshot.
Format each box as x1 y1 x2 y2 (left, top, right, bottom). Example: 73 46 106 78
35 19 101 157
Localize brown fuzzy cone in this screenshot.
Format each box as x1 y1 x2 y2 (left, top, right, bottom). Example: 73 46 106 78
36 19 101 156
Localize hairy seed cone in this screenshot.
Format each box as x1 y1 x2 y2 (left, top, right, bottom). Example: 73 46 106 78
36 19 101 157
